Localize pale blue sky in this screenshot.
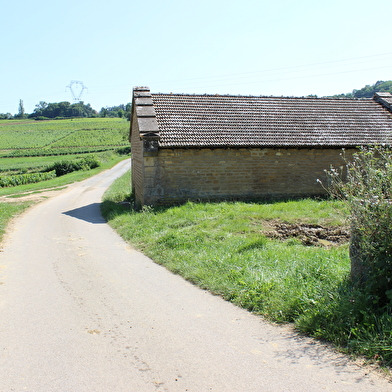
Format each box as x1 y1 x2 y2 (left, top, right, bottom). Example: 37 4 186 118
1 0 391 114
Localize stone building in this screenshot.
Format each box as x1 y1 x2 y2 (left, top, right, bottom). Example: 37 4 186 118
129 87 392 207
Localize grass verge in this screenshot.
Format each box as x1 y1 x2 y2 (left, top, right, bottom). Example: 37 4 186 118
101 171 392 368
0 202 33 243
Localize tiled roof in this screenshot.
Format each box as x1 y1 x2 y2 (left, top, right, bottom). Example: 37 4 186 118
133 88 392 148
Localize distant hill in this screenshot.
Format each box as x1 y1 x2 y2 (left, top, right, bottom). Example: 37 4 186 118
332 80 392 98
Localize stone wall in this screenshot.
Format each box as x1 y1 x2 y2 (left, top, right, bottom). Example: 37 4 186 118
130 107 144 206
134 146 353 206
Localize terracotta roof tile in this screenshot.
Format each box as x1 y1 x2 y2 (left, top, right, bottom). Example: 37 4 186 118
147 93 392 148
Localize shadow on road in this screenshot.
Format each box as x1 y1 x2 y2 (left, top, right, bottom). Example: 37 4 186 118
62 203 107 224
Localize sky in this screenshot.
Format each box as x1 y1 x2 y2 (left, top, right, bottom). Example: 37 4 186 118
1 0 392 114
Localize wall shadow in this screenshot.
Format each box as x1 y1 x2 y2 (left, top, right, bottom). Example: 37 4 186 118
62 203 107 224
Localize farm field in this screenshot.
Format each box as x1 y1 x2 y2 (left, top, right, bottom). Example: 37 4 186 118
0 117 130 237
0 117 129 175
0 118 129 156
0 117 129 156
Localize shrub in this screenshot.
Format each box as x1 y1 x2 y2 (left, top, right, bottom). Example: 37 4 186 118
116 146 131 155
324 146 392 308
78 155 100 170
0 170 56 187
46 155 101 176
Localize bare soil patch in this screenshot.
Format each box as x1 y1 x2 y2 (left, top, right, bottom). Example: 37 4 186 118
265 222 350 246
0 186 69 204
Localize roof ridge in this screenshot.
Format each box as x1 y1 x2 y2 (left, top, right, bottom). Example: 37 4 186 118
151 92 372 101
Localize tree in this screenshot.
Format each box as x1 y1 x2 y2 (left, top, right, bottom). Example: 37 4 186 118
324 146 392 308
99 103 131 119
36 101 48 110
29 101 98 119
15 99 26 119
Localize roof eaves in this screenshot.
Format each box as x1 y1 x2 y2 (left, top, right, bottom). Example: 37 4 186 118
157 142 363 149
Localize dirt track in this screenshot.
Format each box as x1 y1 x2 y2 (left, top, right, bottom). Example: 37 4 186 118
0 159 390 391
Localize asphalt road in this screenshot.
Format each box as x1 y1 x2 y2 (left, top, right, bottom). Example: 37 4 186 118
0 159 390 391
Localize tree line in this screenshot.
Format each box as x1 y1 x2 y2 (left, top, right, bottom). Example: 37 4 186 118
0 100 132 120
332 80 392 98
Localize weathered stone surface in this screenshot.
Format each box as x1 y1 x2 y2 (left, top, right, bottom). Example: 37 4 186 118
136 105 156 117
138 117 159 133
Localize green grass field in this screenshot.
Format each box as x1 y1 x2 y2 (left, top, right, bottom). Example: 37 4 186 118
101 172 392 369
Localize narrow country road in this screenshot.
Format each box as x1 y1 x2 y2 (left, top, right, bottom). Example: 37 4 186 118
0 159 390 391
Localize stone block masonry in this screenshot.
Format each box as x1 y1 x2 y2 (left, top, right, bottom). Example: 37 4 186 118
141 147 353 206
130 107 144 206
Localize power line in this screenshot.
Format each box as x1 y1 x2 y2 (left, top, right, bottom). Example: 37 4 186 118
150 52 392 86
167 64 392 92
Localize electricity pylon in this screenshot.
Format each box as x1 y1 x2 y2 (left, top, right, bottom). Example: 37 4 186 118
66 80 88 102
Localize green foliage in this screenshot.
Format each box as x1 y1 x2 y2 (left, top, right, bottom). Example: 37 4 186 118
49 128 127 148
324 146 392 308
14 99 27 119
0 170 56 187
99 103 131 119
0 154 126 198
297 281 392 366
5 146 130 158
100 169 131 205
46 155 100 176
333 80 392 98
29 101 97 119
353 80 392 98
0 156 56 174
0 154 117 176
3 146 119 157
